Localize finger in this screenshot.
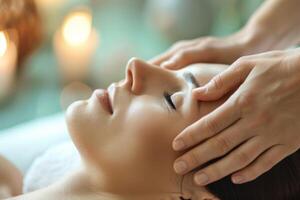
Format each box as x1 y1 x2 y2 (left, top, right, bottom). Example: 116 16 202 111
174 119 252 175
193 136 271 186
193 58 253 101
160 47 214 70
149 41 197 65
155 37 217 68
231 145 288 184
173 95 241 151
160 49 197 70
149 51 175 66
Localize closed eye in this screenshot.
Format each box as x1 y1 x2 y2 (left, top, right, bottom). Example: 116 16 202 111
164 92 176 110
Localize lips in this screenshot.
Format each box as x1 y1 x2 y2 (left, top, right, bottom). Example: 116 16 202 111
95 89 113 114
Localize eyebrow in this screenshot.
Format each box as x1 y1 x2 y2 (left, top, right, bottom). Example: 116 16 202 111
183 71 200 88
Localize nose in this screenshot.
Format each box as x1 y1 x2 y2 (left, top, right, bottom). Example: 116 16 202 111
124 57 161 94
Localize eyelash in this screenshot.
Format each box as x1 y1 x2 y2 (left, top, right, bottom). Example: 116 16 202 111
164 92 176 110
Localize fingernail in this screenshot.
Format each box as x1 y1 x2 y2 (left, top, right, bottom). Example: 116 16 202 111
194 173 209 186
232 175 245 184
174 160 188 174
173 139 185 151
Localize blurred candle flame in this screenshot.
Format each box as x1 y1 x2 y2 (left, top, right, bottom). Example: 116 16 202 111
62 11 92 46
0 31 8 58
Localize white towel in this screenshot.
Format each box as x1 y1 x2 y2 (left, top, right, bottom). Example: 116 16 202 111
0 113 69 173
23 141 81 193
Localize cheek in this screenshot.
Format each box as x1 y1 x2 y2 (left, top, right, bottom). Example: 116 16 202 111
124 98 179 142
101 100 181 169
119 101 183 167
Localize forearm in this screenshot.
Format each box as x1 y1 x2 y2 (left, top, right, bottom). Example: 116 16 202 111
244 0 300 52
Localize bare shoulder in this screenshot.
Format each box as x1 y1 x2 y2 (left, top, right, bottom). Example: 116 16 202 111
7 189 62 200
0 155 23 198
8 192 110 200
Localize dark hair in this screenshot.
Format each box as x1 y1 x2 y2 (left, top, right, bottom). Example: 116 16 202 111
206 150 300 200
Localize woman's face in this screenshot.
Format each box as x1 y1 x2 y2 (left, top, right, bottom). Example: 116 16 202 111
66 58 227 197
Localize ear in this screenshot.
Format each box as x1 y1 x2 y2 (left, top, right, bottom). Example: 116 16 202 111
168 193 190 200
181 185 220 200
198 191 220 200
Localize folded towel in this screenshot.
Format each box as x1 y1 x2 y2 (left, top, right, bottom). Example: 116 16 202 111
23 141 81 193
0 113 69 173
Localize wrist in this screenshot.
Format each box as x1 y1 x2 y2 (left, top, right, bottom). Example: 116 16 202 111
237 21 289 56
242 3 300 52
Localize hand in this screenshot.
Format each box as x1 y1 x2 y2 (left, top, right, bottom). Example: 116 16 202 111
149 26 271 69
172 49 300 186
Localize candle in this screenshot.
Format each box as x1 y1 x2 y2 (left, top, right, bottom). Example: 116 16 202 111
0 30 17 99
54 8 98 82
0 32 8 57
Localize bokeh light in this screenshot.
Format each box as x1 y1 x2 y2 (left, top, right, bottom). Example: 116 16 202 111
62 10 92 46
0 31 8 58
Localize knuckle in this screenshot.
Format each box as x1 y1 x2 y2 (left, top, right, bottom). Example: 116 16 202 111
231 61 244 74
234 56 251 68
235 151 251 165
203 165 222 181
176 51 190 60
236 56 249 64
213 136 231 155
204 117 219 135
209 74 224 90
260 157 276 171
237 91 256 109
198 37 216 50
187 128 200 145
189 150 202 167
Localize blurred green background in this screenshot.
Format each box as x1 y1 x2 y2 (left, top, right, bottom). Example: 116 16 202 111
0 0 263 131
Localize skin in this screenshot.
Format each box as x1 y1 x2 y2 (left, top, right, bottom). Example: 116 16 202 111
0 155 22 198
150 0 300 186
8 60 227 200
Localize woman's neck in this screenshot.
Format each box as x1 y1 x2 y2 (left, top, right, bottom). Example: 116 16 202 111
51 168 182 200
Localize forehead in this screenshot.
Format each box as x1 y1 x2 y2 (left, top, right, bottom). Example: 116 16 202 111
175 63 227 86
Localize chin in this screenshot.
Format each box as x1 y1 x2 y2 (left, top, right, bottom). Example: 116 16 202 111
66 100 87 127
65 100 90 144
65 100 108 159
